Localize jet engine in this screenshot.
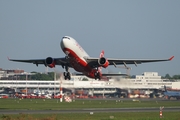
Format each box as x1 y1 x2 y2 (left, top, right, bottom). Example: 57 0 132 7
98 57 109 68
45 57 55 68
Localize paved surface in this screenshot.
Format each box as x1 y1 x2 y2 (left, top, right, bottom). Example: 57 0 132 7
1 107 180 114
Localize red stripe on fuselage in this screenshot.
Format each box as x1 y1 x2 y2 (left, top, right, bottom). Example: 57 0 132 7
63 48 100 78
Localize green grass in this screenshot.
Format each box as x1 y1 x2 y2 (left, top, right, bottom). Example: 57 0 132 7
1 112 180 120
0 98 180 110
0 98 180 120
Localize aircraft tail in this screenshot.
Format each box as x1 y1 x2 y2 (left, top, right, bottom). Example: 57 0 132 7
99 50 104 58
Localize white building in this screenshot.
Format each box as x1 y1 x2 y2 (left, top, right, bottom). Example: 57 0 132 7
0 72 180 96
115 72 175 89
0 70 6 78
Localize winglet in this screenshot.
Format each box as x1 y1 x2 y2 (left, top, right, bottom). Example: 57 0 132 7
169 56 174 61
7 57 10 61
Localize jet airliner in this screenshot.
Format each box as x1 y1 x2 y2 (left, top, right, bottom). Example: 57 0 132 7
9 36 174 80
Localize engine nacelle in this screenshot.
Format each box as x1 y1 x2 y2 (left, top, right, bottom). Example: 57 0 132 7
45 57 55 68
98 57 109 68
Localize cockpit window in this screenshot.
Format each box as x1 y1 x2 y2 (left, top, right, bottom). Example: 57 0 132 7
63 37 70 40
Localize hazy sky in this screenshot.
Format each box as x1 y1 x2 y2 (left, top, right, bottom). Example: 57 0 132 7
0 1 179 76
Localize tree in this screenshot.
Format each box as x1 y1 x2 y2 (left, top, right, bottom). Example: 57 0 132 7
164 74 171 79
82 77 89 81
30 72 54 80
172 75 180 79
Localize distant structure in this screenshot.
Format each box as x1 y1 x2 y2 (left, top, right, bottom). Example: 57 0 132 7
117 72 173 89
0 68 31 80
1 71 180 99
115 65 131 76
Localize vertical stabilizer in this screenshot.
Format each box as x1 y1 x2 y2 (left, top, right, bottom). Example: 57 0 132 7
99 50 104 58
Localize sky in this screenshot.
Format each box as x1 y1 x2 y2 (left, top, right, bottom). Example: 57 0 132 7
0 0 179 76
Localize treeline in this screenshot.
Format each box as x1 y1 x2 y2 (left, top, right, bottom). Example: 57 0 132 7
161 74 180 80
20 72 58 80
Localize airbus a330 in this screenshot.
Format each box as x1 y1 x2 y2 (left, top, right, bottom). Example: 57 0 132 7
9 36 174 80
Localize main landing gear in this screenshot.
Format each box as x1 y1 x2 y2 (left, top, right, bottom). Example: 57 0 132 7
63 71 71 80
94 68 101 80
62 56 71 80
63 65 71 80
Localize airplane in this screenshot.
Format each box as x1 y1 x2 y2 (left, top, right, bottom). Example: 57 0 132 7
9 36 174 80
163 86 180 100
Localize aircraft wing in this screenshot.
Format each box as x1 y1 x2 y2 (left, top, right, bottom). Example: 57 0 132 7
86 56 174 68
8 57 72 67
101 73 128 76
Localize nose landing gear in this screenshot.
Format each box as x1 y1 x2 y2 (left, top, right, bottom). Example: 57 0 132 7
94 68 101 80
62 56 71 80
63 63 71 80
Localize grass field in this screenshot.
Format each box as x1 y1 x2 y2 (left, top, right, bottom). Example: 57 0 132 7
1 98 180 110
0 98 180 120
1 112 180 120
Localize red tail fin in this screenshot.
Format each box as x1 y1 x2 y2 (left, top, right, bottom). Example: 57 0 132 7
99 50 104 58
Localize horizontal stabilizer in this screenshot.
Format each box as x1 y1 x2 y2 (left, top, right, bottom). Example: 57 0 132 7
75 73 128 77
102 73 128 76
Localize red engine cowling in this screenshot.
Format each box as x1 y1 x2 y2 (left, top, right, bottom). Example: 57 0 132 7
45 57 55 68
98 57 109 68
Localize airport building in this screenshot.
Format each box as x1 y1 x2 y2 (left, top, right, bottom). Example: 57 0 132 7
0 68 33 80
1 71 180 98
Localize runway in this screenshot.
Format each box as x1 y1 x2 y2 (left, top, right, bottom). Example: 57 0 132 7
1 107 180 114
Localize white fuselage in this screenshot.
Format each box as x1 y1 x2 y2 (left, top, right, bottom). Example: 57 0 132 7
60 36 98 78
60 36 89 60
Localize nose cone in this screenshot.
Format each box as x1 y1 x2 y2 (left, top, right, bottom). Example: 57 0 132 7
60 36 71 52
60 38 65 49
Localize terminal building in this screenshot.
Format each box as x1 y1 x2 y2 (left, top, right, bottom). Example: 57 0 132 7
0 71 180 98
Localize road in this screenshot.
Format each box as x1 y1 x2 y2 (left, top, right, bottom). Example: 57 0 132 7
1 107 180 114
